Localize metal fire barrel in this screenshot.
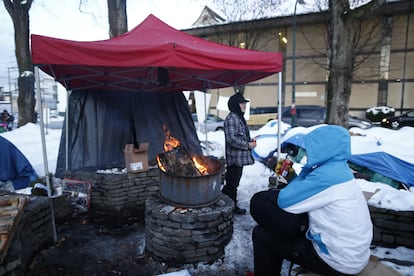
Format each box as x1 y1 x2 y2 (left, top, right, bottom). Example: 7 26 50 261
158 158 224 208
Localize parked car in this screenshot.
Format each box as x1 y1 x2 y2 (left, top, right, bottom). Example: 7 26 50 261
192 113 224 132
247 107 278 127
381 110 414 129
281 105 372 129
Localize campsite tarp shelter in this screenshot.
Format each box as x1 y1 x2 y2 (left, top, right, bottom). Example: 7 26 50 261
31 14 283 177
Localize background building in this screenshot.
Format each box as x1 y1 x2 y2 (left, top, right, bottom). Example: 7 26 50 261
185 1 414 119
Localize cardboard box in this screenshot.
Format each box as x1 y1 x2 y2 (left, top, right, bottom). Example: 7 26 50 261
124 143 149 173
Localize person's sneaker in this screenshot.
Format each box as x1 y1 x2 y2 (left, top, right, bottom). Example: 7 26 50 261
235 206 247 215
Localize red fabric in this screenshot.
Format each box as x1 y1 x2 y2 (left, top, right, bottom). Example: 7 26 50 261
31 14 283 92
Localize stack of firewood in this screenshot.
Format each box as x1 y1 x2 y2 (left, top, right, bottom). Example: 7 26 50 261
0 193 28 263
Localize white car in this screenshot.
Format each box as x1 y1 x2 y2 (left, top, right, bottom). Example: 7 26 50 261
192 113 224 133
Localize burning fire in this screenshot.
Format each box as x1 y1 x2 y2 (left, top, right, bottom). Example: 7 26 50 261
156 155 166 172
192 156 208 175
157 126 210 175
163 128 180 151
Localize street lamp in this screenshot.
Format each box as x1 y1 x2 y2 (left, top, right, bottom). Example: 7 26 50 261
291 0 306 126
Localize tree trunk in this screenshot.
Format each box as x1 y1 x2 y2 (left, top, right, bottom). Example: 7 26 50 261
326 0 386 127
326 0 353 128
107 0 127 38
3 0 35 127
17 73 36 123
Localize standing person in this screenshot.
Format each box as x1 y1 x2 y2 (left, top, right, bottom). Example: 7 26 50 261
250 125 373 275
222 93 256 215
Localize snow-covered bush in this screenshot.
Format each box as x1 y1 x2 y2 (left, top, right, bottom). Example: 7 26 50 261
366 106 395 122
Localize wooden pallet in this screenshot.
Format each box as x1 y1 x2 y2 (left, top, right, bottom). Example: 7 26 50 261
0 193 28 264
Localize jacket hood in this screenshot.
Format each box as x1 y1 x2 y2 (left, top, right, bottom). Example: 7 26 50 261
303 125 351 168
228 93 248 115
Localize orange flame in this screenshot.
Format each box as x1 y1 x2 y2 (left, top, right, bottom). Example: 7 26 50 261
159 125 210 175
192 155 209 175
156 155 166 172
163 125 180 151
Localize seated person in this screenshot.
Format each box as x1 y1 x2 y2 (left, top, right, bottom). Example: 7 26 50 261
0 109 10 123
0 109 13 130
250 125 373 276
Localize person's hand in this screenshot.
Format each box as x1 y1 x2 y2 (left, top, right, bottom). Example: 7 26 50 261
276 159 296 182
277 175 288 184
248 139 257 149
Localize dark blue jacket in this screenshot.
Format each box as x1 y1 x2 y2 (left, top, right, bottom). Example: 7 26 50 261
0 136 38 189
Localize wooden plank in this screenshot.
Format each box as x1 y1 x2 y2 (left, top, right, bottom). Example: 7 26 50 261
0 205 20 217
0 234 9 256
0 217 13 233
0 194 28 264
0 222 11 234
0 198 19 207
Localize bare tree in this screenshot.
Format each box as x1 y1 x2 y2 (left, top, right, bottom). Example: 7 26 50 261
3 0 36 127
302 8 381 76
209 0 387 127
210 0 277 50
210 0 280 95
326 0 386 127
3 0 127 128
107 0 127 38
275 0 385 127
78 0 127 38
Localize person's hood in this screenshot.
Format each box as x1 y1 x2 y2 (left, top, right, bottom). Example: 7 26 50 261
302 125 351 168
227 93 249 115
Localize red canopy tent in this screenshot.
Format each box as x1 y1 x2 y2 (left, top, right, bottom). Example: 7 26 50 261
30 14 284 177
31 14 283 92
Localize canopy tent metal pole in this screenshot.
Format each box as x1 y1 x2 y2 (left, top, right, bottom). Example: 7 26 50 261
276 72 283 186
65 90 70 171
203 89 209 154
277 72 282 160
35 66 57 242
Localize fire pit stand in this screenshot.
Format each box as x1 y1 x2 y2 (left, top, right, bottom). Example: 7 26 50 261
158 159 223 208
145 194 234 264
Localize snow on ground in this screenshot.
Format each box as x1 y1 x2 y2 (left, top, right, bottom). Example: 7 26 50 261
1 118 414 275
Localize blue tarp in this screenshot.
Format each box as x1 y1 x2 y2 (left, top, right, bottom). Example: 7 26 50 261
282 134 414 187
349 152 414 187
0 136 38 189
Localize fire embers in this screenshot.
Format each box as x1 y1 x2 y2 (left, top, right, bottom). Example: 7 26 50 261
157 146 204 176
156 127 220 177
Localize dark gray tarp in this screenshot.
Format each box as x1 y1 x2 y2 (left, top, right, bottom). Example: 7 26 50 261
55 90 201 177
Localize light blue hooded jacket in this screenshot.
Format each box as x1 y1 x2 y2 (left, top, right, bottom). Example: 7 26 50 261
278 125 373 274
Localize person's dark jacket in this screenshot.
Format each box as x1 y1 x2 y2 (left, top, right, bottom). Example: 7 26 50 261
0 136 38 189
224 95 254 167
